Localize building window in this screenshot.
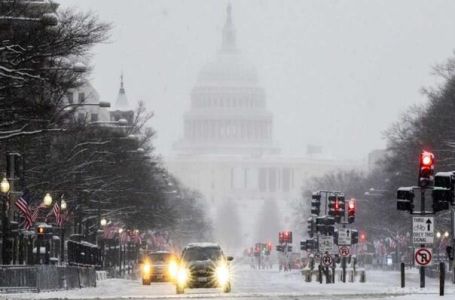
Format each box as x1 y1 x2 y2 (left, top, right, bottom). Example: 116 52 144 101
91 113 98 122
282 168 291 192
268 168 276 192
78 92 85 103
77 112 85 121
66 92 74 104
259 168 267 192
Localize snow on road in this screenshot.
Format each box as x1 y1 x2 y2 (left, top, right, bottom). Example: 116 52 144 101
1 265 454 300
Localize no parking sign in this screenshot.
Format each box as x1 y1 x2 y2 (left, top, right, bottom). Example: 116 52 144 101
414 247 432 266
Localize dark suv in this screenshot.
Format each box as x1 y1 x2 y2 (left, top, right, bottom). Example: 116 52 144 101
175 243 233 294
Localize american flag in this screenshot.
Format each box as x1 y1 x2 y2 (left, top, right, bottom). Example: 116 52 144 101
31 202 45 223
52 202 62 226
15 191 33 230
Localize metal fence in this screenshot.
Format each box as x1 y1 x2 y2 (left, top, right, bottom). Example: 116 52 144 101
0 265 96 292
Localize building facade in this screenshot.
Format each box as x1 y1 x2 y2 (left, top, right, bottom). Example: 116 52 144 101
165 5 357 250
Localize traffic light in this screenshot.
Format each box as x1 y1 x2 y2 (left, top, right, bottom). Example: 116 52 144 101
307 217 315 238
347 198 356 224
36 225 46 238
328 194 345 222
311 192 321 216
397 187 414 213
300 239 317 251
446 246 454 261
360 231 366 242
351 229 359 245
316 216 335 235
432 187 450 213
434 171 455 205
418 151 435 187
278 231 292 243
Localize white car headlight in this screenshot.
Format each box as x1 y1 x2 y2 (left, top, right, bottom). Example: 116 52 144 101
176 267 188 286
215 264 230 286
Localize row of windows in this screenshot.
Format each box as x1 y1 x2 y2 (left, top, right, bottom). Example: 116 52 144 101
77 112 98 122
185 120 272 140
192 93 265 109
66 91 85 104
230 167 294 192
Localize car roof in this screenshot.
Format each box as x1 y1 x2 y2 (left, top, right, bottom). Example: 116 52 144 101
150 251 172 254
185 242 221 249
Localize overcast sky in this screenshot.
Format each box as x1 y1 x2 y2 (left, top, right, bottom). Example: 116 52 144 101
59 0 455 161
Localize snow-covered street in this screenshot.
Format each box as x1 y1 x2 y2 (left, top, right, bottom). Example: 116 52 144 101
3 265 454 300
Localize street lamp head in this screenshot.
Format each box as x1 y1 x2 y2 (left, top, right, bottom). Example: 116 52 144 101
0 177 10 193
100 218 107 227
61 199 67 210
118 119 128 126
98 101 111 108
118 228 124 234
72 61 87 73
41 13 58 27
43 193 53 207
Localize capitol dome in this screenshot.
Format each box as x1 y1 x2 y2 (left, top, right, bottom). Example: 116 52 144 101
197 54 259 86
174 4 279 156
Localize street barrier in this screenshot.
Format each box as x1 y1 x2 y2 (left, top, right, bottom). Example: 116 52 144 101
0 265 96 292
67 241 101 267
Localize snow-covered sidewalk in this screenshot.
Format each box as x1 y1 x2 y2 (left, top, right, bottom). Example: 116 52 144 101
1 265 454 299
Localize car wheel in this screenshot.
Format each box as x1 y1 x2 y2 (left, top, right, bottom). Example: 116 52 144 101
223 282 231 293
176 285 185 294
142 278 151 285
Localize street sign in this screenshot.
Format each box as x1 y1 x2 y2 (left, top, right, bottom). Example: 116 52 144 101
415 247 432 266
321 254 333 267
319 235 334 253
339 246 351 257
413 216 434 245
338 228 352 246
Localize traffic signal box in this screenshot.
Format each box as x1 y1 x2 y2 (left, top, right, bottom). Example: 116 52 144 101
300 239 317 251
418 151 435 188
311 192 321 216
328 194 345 223
307 217 315 238
347 198 356 224
397 152 455 214
276 245 292 252
316 216 335 235
397 187 414 213
278 231 292 243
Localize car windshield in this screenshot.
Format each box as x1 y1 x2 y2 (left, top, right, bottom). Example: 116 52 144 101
150 253 171 262
182 247 222 261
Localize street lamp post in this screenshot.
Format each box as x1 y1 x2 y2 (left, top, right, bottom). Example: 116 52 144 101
1 176 11 264
60 197 67 264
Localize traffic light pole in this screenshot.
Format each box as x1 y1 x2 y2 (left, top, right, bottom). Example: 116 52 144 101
420 189 425 288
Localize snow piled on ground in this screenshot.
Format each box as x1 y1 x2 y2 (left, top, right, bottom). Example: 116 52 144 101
1 264 454 299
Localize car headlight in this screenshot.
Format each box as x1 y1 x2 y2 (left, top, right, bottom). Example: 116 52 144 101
142 263 151 275
168 260 178 278
215 264 230 286
176 267 188 286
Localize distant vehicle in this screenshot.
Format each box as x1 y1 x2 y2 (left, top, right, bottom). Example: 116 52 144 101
140 251 178 285
175 243 233 294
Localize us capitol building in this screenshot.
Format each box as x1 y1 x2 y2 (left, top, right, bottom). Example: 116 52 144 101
165 5 357 249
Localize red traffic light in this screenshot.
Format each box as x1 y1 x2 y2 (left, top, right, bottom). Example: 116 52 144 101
348 199 355 210
421 151 434 166
360 232 366 241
